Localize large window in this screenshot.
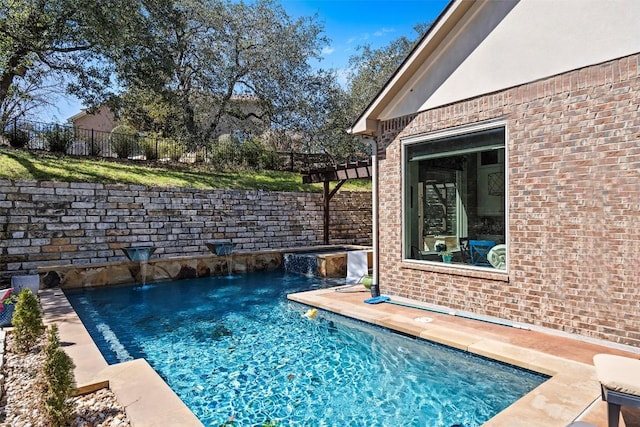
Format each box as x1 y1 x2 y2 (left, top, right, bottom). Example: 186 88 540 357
403 125 506 270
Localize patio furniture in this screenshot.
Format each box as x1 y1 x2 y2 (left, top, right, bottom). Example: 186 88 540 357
487 244 507 269
411 246 424 260
458 237 470 263
0 288 15 327
11 274 40 295
593 354 640 427
469 240 495 266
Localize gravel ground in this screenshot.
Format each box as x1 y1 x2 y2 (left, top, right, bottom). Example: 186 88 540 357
0 333 131 427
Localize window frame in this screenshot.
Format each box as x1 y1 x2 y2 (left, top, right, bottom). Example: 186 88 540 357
401 120 509 271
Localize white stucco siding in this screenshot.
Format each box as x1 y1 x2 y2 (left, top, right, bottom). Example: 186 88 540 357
379 0 640 121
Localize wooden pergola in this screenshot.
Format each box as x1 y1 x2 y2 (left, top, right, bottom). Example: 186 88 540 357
301 158 373 244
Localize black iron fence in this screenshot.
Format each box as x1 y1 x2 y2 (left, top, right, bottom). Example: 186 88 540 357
0 118 360 172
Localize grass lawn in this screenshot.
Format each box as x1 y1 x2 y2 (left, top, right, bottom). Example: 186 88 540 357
0 147 371 193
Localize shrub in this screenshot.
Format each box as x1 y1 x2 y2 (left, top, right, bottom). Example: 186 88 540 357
5 128 30 148
209 134 240 168
12 288 45 353
110 124 138 159
239 139 263 168
141 137 159 160
87 138 103 156
45 125 73 154
42 325 76 427
238 137 281 170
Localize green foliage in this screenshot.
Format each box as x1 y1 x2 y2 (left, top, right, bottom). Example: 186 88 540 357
5 128 29 148
110 124 138 159
346 24 428 121
237 138 281 170
42 325 76 427
87 138 103 157
0 0 155 117
12 288 45 353
209 135 240 168
140 137 159 161
116 0 331 150
44 125 73 154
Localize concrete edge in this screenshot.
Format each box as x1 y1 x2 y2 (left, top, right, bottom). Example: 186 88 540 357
287 289 601 427
39 288 203 426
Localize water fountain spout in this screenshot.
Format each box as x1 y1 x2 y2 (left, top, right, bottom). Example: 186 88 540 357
121 246 156 262
121 246 156 286
205 240 236 278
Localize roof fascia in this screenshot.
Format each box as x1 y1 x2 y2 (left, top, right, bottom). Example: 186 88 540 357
350 0 477 136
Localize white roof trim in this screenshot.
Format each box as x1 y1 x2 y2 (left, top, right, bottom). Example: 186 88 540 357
350 0 473 135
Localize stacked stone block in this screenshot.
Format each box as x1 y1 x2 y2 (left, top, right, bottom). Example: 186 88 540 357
0 182 372 284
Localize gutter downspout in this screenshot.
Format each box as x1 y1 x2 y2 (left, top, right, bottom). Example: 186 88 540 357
370 136 380 297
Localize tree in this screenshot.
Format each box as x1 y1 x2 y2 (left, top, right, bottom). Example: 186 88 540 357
0 0 168 124
346 23 431 123
298 23 432 163
116 0 332 150
293 69 369 163
0 69 62 124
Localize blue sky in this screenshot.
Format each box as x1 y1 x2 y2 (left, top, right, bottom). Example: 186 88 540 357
281 0 448 70
40 0 449 123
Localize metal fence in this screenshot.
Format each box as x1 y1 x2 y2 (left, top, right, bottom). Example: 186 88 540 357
0 118 360 172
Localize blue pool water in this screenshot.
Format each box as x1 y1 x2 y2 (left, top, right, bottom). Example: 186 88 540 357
65 271 546 426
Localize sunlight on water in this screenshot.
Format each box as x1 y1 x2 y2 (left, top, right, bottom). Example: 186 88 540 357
66 271 546 427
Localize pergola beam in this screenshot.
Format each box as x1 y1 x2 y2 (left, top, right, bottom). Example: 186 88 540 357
301 158 372 245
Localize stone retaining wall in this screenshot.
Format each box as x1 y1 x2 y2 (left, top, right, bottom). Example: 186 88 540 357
0 180 372 285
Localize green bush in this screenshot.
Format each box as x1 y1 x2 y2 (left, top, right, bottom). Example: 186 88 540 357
155 137 184 162
239 139 263 168
110 124 138 159
42 325 76 427
45 125 73 153
141 137 159 160
209 134 240 168
5 128 30 148
238 138 281 170
12 288 45 353
87 138 103 156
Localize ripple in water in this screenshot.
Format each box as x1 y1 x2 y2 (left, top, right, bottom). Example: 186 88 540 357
66 271 546 427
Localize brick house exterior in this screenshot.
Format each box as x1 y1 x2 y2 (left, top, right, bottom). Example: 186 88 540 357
352 0 640 348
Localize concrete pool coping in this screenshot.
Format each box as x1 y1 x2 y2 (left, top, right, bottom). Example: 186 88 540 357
40 285 640 426
40 288 204 427
288 287 640 427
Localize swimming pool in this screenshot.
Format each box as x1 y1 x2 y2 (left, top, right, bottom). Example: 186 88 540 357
65 271 546 426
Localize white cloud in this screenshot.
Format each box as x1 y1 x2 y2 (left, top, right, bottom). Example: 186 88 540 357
322 46 335 55
374 27 396 37
335 67 351 88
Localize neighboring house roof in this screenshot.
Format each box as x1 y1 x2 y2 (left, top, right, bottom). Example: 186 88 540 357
67 105 117 133
351 0 640 136
67 110 89 123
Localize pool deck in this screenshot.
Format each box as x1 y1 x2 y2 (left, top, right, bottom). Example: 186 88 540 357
39 288 204 427
289 286 640 427
40 285 640 427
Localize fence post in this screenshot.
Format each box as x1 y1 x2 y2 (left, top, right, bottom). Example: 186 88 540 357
155 137 158 160
290 151 294 171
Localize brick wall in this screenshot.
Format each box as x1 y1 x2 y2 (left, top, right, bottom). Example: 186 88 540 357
376 53 640 347
0 181 371 284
